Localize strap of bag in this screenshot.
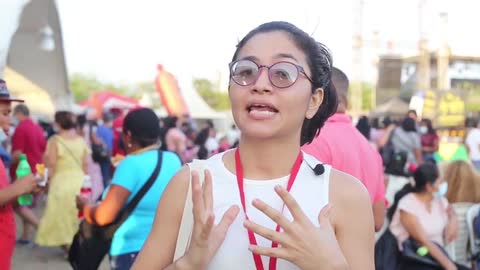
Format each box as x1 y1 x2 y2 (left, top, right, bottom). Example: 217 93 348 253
55 136 83 169
117 149 163 221
174 159 207 261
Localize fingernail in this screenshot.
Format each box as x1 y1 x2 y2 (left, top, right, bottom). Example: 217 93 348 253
275 185 283 191
248 245 255 251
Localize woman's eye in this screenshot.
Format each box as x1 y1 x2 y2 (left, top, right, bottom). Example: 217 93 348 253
274 70 290 81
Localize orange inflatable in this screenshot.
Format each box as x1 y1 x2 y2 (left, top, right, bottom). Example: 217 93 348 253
154 65 189 116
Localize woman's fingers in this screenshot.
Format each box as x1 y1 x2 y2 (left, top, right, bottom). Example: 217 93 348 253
252 198 293 231
199 212 215 241
215 206 240 237
274 185 309 223
248 245 292 261
203 170 213 212
243 219 286 245
191 171 205 222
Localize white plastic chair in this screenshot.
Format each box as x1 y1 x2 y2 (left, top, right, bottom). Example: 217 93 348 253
466 204 480 261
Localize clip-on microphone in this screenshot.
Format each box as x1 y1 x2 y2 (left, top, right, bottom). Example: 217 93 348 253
303 155 325 176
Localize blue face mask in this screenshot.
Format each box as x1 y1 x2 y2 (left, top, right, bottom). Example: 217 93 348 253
434 182 448 198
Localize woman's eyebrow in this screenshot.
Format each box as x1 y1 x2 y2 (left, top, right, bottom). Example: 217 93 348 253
274 53 298 62
238 55 259 62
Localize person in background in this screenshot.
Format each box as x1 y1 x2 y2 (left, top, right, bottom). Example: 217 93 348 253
96 113 114 187
445 160 480 204
0 79 41 270
77 108 182 270
226 124 240 146
407 109 418 122
466 119 480 172
112 115 126 157
162 116 188 163
355 115 371 141
420 118 439 163
205 126 219 156
443 160 480 266
35 111 89 256
390 117 423 166
194 127 210 160
10 103 46 245
302 67 385 232
388 163 467 270
76 114 104 201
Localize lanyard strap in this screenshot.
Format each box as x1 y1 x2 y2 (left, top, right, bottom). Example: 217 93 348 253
234 149 303 270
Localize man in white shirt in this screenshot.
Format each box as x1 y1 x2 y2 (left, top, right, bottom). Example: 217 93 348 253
466 119 480 172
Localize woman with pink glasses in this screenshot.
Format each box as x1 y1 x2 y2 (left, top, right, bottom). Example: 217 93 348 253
133 21 374 270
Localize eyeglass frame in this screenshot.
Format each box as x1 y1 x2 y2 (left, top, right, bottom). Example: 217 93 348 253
228 59 314 89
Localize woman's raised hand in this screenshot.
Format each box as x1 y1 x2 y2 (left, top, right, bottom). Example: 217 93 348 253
183 170 239 270
243 185 348 270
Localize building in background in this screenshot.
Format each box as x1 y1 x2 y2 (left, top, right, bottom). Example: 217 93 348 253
0 0 73 120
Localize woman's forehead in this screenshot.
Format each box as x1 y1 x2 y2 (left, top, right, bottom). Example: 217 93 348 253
236 31 308 66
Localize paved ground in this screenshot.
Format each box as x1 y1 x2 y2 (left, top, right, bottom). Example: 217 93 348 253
11 196 109 270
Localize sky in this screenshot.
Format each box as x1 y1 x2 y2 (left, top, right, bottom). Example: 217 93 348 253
56 0 480 89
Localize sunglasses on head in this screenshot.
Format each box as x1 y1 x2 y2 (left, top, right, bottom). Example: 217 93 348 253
229 59 313 89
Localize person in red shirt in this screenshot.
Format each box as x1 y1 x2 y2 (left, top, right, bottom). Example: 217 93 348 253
302 67 386 232
0 79 41 270
10 104 47 244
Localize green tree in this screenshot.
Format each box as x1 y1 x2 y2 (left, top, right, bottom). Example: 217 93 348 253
193 78 230 110
361 82 374 111
69 73 129 102
456 81 480 111
134 81 163 109
349 82 374 112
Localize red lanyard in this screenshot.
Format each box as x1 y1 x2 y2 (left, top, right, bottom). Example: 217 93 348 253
234 149 303 270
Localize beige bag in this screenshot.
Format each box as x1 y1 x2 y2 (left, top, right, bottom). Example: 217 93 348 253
173 159 207 261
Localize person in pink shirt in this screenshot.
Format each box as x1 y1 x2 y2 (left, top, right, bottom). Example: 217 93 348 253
302 67 386 231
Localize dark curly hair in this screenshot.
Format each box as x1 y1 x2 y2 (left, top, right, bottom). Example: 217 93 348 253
230 21 338 145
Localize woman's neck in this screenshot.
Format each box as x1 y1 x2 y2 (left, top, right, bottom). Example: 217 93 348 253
234 135 301 180
58 129 76 138
414 192 434 203
128 144 158 155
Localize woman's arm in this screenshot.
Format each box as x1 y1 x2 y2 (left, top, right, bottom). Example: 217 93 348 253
377 125 395 148
132 166 191 269
400 210 456 270
444 204 459 244
43 137 58 178
0 175 39 206
82 184 131 225
331 170 375 270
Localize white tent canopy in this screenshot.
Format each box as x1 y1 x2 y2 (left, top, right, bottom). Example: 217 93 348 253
180 83 229 120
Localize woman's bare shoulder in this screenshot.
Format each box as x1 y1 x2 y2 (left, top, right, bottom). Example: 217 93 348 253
329 168 370 202
329 168 372 222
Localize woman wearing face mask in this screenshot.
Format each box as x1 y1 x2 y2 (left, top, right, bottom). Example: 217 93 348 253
133 21 374 270
388 163 466 270
420 119 439 164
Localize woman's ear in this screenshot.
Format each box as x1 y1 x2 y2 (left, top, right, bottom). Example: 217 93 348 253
306 88 324 119
425 182 435 193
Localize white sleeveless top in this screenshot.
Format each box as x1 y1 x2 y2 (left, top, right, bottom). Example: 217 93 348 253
204 150 331 270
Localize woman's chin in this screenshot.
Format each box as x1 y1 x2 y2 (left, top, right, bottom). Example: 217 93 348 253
240 127 279 141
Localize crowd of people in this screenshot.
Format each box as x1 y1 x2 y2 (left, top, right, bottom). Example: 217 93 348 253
0 21 480 270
